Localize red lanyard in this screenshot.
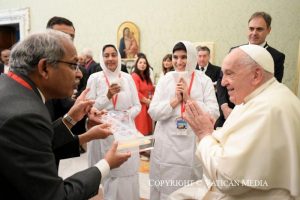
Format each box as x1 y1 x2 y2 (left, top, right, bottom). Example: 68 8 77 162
103 72 121 109
181 71 195 117
8 71 32 90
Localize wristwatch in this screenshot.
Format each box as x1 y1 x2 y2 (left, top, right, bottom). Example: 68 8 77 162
63 114 76 126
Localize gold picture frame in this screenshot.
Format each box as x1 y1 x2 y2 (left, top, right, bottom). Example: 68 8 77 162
117 21 140 60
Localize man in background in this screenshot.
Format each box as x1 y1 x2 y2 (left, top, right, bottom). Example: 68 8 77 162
82 48 102 77
0 49 11 74
196 46 221 84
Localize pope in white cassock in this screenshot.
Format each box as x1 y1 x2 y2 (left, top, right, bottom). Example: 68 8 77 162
148 41 219 200
86 44 141 200
169 44 300 200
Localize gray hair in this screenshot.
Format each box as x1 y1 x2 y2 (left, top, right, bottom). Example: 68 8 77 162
82 48 93 58
10 29 72 75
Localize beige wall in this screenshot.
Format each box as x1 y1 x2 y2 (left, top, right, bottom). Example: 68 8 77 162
1 0 300 93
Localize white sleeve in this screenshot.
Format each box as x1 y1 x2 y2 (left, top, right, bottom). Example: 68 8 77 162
94 159 110 178
197 77 219 120
86 73 111 110
148 77 177 121
126 75 141 119
197 135 251 195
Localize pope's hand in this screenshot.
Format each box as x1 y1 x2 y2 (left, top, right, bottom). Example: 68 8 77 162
183 100 214 140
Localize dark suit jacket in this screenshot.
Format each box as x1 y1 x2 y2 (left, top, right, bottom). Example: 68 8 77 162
45 98 82 167
0 73 101 200
86 60 102 77
215 43 285 128
0 63 4 74
196 62 221 83
264 43 285 82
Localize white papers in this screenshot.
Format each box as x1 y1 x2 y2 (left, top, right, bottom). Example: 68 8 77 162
100 110 154 152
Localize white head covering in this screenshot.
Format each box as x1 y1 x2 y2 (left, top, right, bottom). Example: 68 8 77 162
239 44 274 74
173 41 197 73
99 44 122 79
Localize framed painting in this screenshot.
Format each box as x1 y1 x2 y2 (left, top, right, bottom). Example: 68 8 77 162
117 21 140 59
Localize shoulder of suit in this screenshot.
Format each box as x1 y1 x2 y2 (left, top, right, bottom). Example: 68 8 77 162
229 44 245 53
266 44 285 57
208 63 221 70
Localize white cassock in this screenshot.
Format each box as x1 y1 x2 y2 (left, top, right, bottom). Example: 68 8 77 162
169 78 300 200
86 46 141 200
148 41 219 200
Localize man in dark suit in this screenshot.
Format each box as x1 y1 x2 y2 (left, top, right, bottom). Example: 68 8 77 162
215 11 285 128
0 30 130 200
195 45 221 84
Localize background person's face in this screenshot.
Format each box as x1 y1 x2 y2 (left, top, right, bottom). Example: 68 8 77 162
163 58 173 69
137 58 147 72
103 47 118 71
77 55 86 65
197 50 210 67
52 24 75 40
248 17 270 45
172 50 187 72
1 50 10 65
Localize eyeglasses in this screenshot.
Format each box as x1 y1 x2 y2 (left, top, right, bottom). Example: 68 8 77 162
56 60 80 71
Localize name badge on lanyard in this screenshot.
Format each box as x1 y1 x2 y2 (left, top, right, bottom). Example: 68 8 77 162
175 72 195 136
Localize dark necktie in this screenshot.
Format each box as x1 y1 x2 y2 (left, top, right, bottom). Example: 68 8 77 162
201 67 204 71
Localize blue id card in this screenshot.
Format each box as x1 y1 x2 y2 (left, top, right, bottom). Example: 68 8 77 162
176 117 188 129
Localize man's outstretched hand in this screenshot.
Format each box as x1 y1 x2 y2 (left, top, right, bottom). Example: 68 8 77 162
104 142 131 169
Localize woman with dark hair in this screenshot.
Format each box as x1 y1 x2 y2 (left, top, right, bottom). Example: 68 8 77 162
148 41 219 199
131 54 154 135
86 44 141 200
161 53 174 76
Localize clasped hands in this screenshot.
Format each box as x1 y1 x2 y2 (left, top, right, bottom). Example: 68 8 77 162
183 100 215 140
170 78 190 108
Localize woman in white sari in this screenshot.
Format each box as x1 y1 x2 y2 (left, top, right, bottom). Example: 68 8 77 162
86 44 141 200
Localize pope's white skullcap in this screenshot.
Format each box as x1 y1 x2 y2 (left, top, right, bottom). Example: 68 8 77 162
239 44 274 74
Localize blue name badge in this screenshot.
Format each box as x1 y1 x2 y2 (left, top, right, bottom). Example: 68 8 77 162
176 117 188 129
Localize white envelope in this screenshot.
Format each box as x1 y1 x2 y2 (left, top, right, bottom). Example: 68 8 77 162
173 71 189 83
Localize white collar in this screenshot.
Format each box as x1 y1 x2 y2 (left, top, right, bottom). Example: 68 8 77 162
243 77 276 103
248 41 267 47
37 88 46 104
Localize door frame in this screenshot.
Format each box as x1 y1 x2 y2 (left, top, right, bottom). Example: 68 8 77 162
0 7 30 40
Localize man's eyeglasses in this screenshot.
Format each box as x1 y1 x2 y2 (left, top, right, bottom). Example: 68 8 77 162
56 60 80 71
